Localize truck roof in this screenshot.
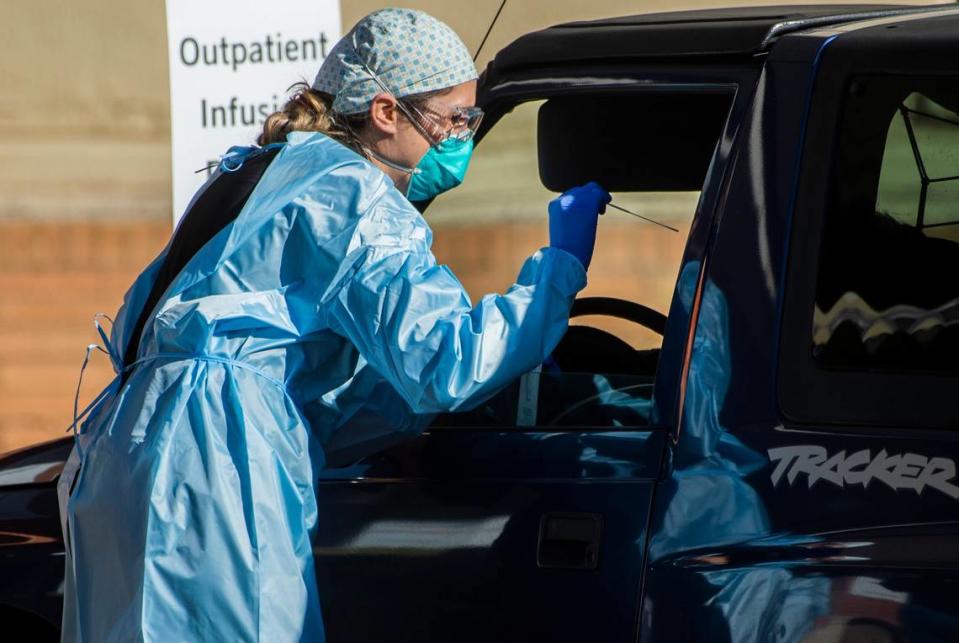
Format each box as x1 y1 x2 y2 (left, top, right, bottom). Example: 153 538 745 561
487 4 945 72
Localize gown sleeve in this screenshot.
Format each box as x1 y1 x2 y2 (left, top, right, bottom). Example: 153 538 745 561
320 193 587 415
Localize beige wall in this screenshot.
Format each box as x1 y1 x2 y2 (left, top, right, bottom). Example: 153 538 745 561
1 1 170 141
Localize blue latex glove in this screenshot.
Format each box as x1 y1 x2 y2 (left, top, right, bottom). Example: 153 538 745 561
548 181 611 270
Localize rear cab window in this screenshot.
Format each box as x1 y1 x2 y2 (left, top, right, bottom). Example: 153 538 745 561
815 78 959 373
781 74 959 427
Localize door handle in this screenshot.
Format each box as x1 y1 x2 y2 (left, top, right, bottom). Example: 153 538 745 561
537 512 602 570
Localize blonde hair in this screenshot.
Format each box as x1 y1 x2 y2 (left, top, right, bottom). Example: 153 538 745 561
257 82 364 147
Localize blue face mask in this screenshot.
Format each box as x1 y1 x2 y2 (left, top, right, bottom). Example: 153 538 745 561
406 136 474 203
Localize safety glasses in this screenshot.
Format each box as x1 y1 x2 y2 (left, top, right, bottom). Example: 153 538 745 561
442 105 485 142
401 101 485 144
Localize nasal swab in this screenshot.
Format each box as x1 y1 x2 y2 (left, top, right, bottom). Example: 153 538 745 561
607 202 679 232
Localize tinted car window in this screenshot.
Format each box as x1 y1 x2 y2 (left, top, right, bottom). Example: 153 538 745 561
814 76 959 374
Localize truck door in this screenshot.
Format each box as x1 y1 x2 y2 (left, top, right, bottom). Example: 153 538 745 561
639 9 959 643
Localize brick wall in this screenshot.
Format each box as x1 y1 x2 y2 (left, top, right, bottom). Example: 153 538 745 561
0 221 170 453
0 218 686 453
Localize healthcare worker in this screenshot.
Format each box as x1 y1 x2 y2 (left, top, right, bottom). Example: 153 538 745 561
57 8 609 642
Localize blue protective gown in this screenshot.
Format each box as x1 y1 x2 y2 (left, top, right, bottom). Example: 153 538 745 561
56 130 586 642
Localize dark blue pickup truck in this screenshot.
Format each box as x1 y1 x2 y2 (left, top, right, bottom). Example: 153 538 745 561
2 5 958 641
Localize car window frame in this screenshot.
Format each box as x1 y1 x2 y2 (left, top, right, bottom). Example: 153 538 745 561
420 66 752 433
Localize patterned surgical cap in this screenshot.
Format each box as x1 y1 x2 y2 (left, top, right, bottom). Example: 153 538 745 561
312 8 478 116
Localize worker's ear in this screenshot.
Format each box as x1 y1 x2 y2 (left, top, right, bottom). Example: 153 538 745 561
368 92 400 135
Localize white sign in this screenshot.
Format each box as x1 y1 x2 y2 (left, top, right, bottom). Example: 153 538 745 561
165 0 341 222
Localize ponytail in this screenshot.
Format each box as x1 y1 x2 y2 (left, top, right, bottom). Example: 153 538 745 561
256 82 364 148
